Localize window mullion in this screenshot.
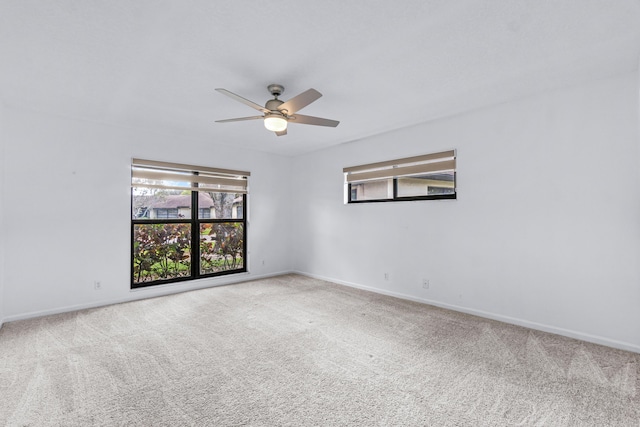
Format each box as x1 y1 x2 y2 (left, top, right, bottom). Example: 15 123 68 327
192 173 200 280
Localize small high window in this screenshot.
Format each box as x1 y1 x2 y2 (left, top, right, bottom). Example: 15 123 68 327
344 150 456 203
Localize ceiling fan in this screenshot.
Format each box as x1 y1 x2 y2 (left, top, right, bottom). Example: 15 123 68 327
215 84 339 136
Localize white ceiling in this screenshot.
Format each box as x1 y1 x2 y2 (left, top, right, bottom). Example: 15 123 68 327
1 1 639 156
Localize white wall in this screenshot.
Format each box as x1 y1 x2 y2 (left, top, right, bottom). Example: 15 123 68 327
2 108 292 320
292 72 640 352
0 102 5 329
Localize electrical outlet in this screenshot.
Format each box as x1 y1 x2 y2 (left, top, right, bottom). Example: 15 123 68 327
261 259 265 266
94 281 102 290
384 273 390 281
422 279 429 289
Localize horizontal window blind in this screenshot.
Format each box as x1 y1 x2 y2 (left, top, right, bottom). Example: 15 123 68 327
343 150 456 183
132 158 250 193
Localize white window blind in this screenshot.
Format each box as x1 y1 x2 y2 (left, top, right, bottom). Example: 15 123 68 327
343 150 456 183
131 158 250 193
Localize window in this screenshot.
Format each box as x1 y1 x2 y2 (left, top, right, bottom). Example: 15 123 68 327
131 158 249 288
344 150 456 203
155 208 179 219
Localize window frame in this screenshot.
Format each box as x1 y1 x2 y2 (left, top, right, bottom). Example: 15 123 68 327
130 160 248 289
344 150 457 204
346 178 457 203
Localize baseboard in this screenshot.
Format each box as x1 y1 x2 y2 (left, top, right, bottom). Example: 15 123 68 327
6 270 638 354
294 270 640 354
2 270 293 324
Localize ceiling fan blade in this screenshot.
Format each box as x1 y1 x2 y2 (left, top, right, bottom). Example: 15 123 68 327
275 129 287 137
215 116 263 123
289 114 339 127
278 89 322 114
215 88 269 113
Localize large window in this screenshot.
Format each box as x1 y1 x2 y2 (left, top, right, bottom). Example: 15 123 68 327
131 158 249 288
344 150 456 203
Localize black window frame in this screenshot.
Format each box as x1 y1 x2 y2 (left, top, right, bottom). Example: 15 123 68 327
347 173 456 203
131 170 248 289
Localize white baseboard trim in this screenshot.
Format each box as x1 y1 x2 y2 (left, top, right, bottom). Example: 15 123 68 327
293 270 640 354
2 270 293 324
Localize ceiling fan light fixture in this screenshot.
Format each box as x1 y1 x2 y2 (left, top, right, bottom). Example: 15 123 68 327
264 115 287 132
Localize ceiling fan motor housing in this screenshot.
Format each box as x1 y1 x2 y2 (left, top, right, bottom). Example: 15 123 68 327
265 98 284 112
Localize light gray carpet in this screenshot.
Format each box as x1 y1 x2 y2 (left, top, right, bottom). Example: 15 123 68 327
0 274 638 426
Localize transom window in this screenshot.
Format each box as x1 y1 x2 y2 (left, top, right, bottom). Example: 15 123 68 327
344 150 456 203
131 158 249 288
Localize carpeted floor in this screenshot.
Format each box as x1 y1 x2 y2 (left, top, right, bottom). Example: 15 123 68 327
0 274 638 426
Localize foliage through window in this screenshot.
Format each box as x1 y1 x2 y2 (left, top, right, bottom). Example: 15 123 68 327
343 150 456 203
131 159 249 288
